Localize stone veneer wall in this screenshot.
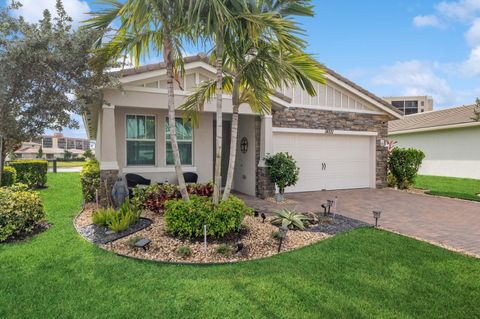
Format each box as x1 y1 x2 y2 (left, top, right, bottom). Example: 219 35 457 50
255 118 276 199
254 108 390 198
99 169 119 207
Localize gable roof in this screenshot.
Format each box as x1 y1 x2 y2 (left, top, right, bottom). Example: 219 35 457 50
116 54 401 117
389 104 480 134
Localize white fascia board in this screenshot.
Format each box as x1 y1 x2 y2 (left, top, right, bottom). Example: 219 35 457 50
389 121 480 135
326 74 402 119
119 61 217 84
272 127 378 136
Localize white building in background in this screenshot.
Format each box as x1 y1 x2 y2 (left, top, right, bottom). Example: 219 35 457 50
384 96 433 115
14 133 91 160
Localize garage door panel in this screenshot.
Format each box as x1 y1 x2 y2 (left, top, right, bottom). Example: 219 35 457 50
273 132 373 193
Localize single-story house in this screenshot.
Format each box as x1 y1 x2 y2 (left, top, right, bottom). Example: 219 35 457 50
83 55 401 201
388 105 480 179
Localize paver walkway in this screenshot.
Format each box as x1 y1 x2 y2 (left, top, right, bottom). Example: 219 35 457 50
238 189 480 257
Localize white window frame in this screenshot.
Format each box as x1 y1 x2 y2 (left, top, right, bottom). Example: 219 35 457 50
125 114 157 167
164 116 194 166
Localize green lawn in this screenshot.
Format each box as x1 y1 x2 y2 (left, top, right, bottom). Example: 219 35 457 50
1 173 479 318
415 175 480 202
48 161 85 168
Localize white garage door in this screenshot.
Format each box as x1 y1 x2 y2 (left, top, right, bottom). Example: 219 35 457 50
272 132 375 193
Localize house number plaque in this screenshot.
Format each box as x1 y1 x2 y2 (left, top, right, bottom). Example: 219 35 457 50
325 129 334 134
240 137 248 153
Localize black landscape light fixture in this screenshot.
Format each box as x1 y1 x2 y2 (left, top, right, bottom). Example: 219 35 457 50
261 212 266 223
277 226 289 253
373 210 381 228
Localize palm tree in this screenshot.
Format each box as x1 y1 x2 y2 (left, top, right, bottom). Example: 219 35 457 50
85 0 191 201
182 0 325 200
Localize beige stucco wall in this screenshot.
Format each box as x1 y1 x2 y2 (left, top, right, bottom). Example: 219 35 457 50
113 106 214 184
232 115 257 196
391 126 480 179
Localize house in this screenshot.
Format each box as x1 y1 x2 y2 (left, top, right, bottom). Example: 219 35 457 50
383 96 433 115
83 55 402 200
14 133 91 160
388 105 480 179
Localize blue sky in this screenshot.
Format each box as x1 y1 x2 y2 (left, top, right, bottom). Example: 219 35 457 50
5 0 480 138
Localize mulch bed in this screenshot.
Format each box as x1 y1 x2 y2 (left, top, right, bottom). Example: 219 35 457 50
74 205 368 264
2 222 50 244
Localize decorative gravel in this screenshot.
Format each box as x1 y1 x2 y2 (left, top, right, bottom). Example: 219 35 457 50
77 218 152 244
74 206 369 264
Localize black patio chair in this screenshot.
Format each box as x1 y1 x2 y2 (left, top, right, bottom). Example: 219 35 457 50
183 172 198 183
125 173 151 196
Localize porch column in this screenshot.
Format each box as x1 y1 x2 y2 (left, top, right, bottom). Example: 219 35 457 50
258 115 273 167
256 115 275 199
99 104 118 207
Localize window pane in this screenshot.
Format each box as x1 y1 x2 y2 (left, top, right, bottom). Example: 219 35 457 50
166 142 192 165
166 118 192 141
127 141 155 165
137 116 146 139
146 116 155 139
126 115 137 139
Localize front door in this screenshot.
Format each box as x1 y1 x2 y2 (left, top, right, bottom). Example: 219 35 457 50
213 120 231 187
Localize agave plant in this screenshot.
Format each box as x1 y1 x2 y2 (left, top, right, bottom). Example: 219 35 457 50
271 209 308 230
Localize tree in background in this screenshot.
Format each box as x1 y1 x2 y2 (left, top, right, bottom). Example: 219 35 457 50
64 150 73 161
83 148 94 159
0 0 113 185
36 147 44 159
472 98 480 122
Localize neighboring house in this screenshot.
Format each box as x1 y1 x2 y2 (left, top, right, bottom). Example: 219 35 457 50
83 55 401 199
14 133 91 160
389 105 480 179
383 96 433 115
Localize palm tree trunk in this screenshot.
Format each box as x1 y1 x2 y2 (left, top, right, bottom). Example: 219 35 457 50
213 34 224 205
163 37 189 202
0 135 4 186
222 77 241 200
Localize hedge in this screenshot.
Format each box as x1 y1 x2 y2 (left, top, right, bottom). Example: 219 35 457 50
388 147 425 189
80 159 100 202
0 183 45 242
8 160 48 188
2 166 17 187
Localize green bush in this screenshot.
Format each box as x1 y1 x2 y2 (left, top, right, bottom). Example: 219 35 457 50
264 152 299 194
2 166 17 187
8 160 48 188
164 195 252 239
80 159 100 202
0 184 46 242
389 148 425 189
91 199 140 233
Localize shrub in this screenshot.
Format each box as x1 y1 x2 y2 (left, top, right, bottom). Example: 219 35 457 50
92 200 140 233
0 185 45 242
387 172 396 188
389 148 425 189
177 245 192 258
8 160 48 188
264 152 299 195
2 166 17 187
80 159 100 202
134 182 214 213
216 244 232 257
164 195 252 239
271 209 308 230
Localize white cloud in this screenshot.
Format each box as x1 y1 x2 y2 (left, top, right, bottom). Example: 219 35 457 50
14 0 91 27
436 0 480 22
372 60 457 105
465 18 480 46
413 15 443 28
463 45 480 73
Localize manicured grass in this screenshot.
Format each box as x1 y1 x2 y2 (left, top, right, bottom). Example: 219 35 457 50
415 175 480 202
48 161 85 168
1 173 479 318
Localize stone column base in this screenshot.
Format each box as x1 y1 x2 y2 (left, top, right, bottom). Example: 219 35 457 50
99 169 119 207
256 166 275 199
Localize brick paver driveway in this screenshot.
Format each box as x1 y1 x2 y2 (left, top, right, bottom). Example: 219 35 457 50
240 189 480 257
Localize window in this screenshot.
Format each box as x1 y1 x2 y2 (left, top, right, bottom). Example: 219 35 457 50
42 137 52 148
83 141 90 150
126 115 156 165
58 138 66 149
75 140 83 150
405 100 419 115
165 118 193 165
67 139 75 149
391 100 405 111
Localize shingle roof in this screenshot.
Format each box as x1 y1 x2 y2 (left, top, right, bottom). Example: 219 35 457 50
116 54 399 114
389 104 480 133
